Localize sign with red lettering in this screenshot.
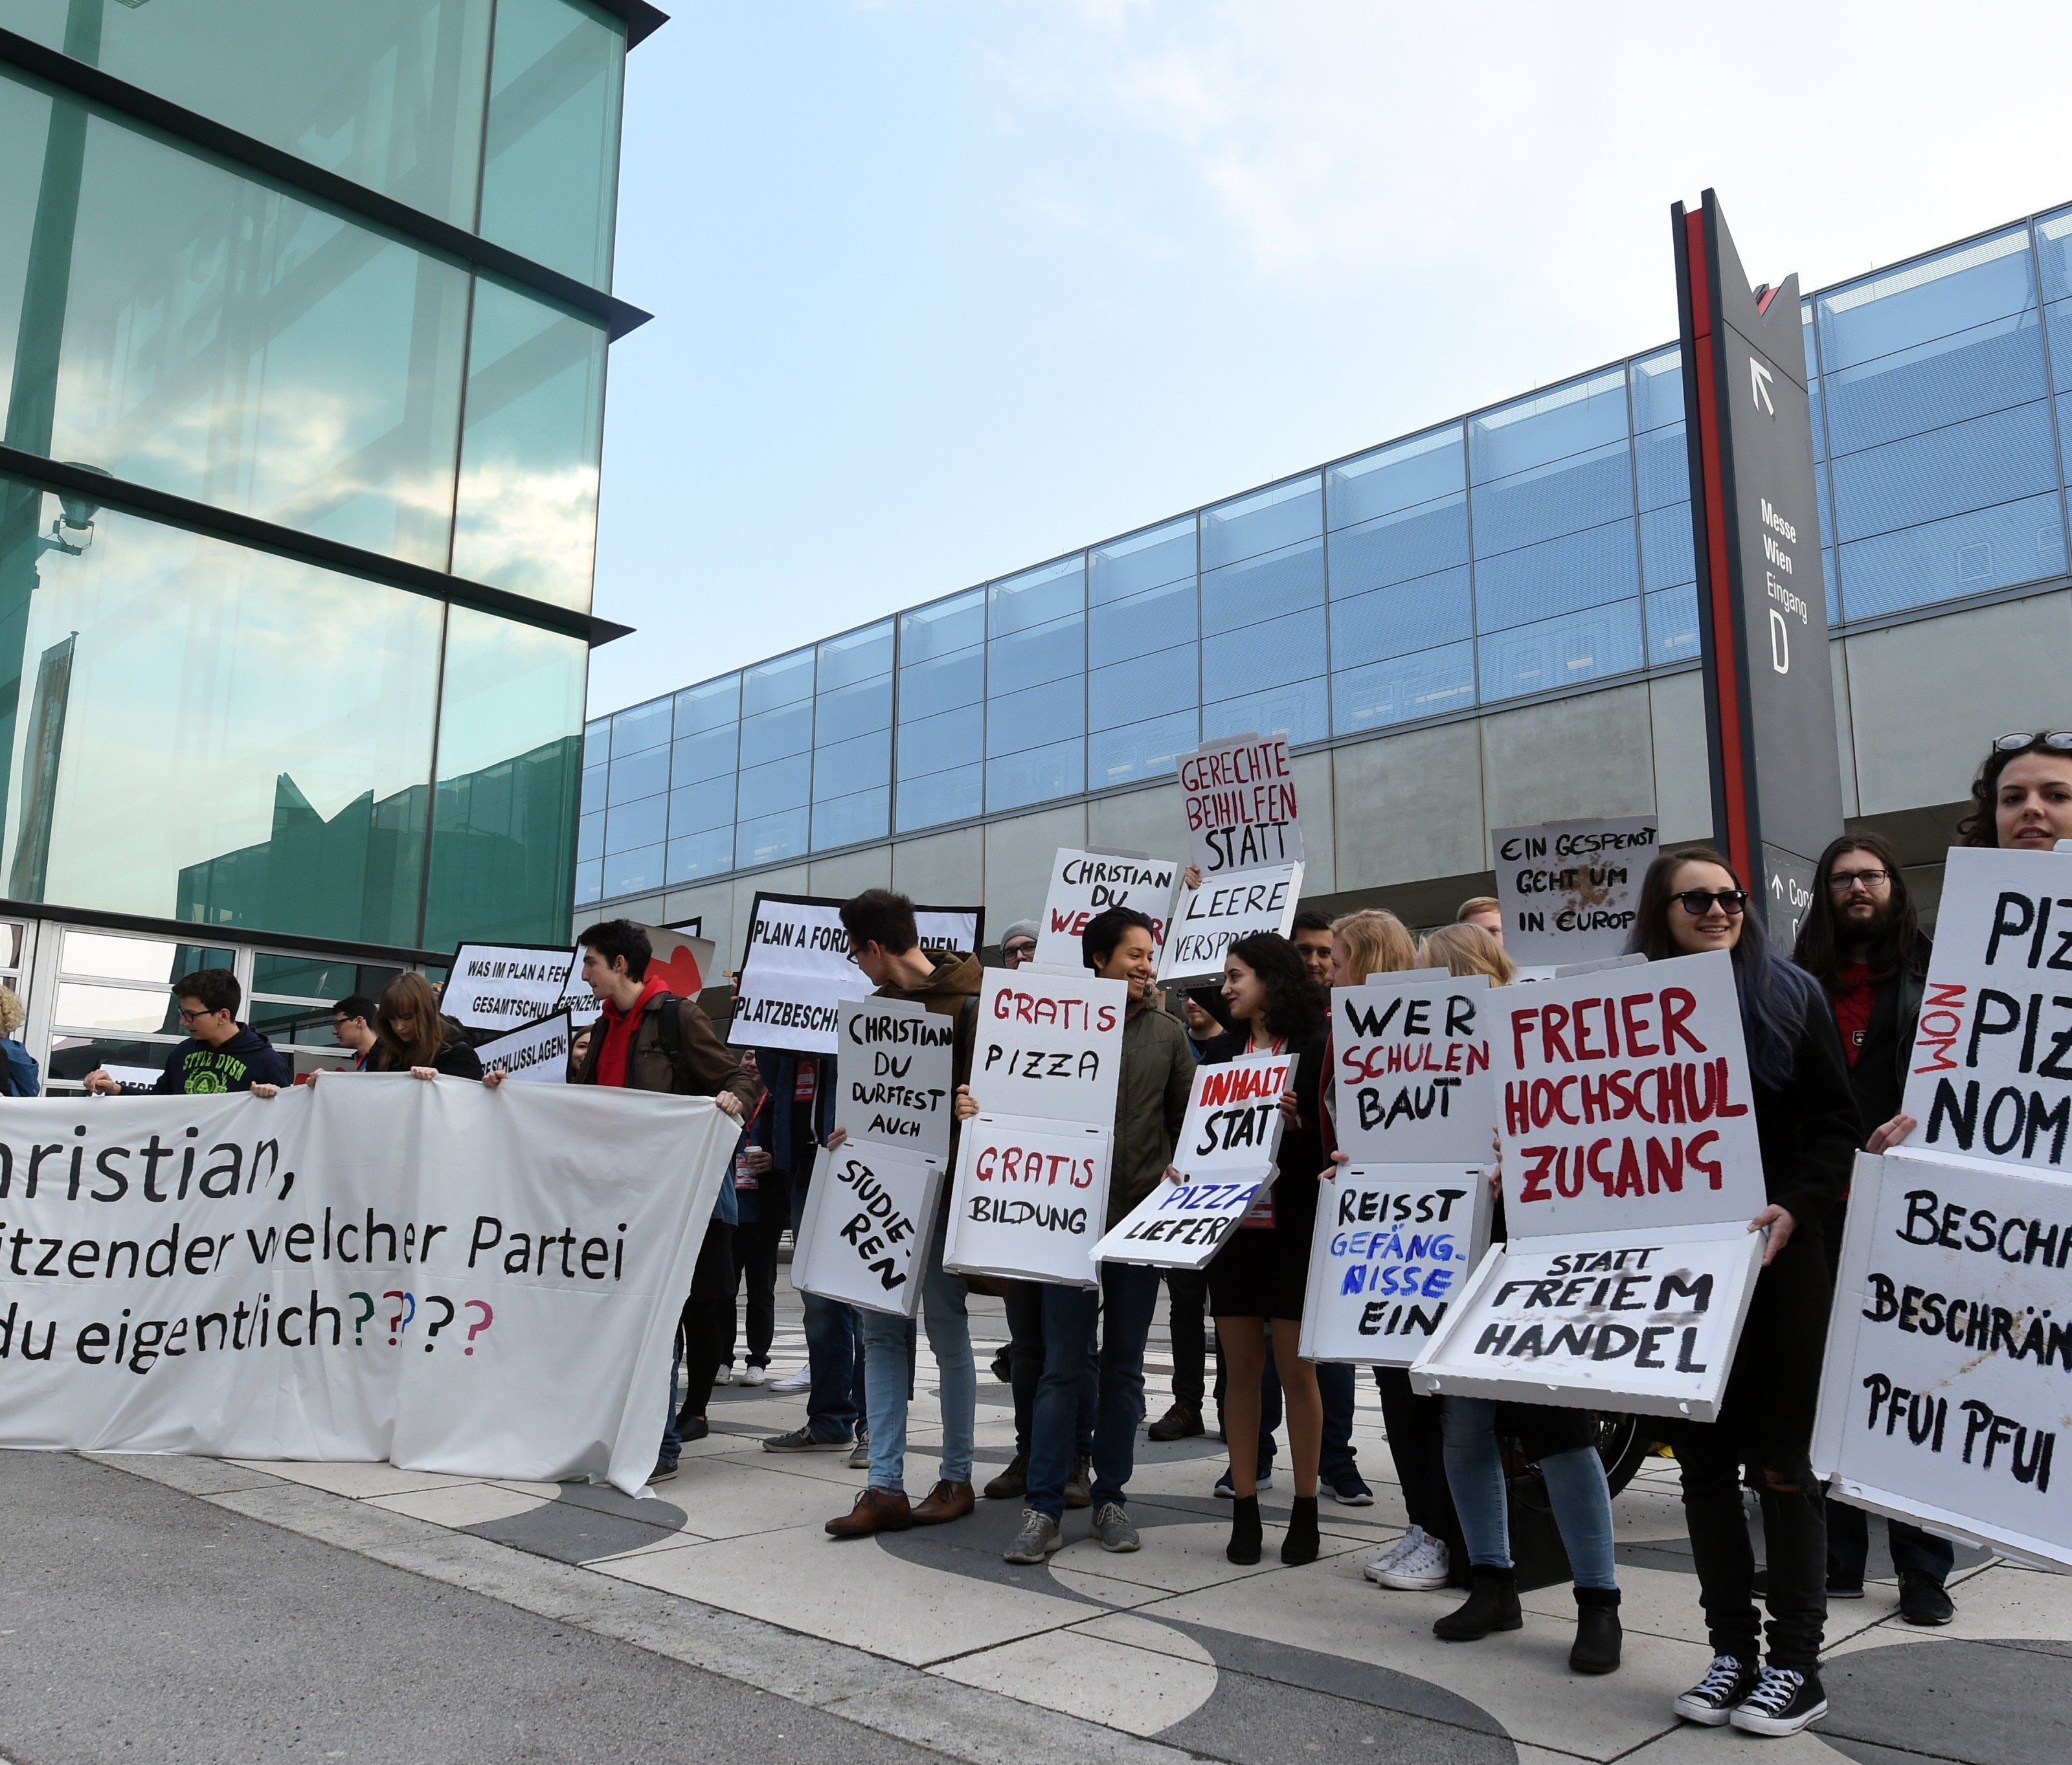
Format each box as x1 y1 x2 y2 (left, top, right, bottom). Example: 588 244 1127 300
790 1140 944 1320
1155 862 1303 986
1494 949 1765 1239
1300 1165 1492 1367
1033 848 1180 967
1177 733 1304 877
1333 974 1494 1165
967 968 1127 1128
944 1113 1112 1287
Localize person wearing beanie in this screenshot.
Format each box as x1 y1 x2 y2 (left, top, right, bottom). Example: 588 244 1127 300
999 920 1040 967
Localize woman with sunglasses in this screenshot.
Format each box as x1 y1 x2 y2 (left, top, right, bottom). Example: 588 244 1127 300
1628 850 1859 1738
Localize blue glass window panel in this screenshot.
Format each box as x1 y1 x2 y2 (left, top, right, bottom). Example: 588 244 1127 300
1639 502 1696 594
578 809 603 864
1473 519 1640 633
1470 369 1627 484
738 701 813 768
813 728 892 801
1471 440 1634 557
1203 605 1327 700
1090 711 1197 789
2062 392 2072 483
1633 423 1690 512
987 614 1083 695
815 676 892 745
1818 229 2034 376
1827 401 2057 543
743 647 814 717
1825 549 1839 627
583 721 609 769
736 809 808 871
1089 646 1197 730
1202 475 1321 570
735 752 811 820
574 858 602 906
818 620 894 690
605 793 667 852
1837 491 2066 622
670 775 734 836
1090 577 1197 665
901 589 985 661
1823 312 2048 456
1331 644 1476 735
1092 517 1196 603
611 697 671 757
673 724 738 787
667 828 732 886
607 745 668 805
1643 583 1701 668
896 765 981 833
1477 600 1645 703
813 788 889 851
1327 495 1469 595
1328 427 1465 530
898 647 984 718
1200 537 1324 636
1815 467 1834 550
987 739 1083 813
603 843 664 899
1803 298 1819 374
2047 300 2072 394
2038 208 2072 302
990 555 1085 636
1202 679 1329 747
1628 349 1684 433
580 763 606 817
897 704 983 780
1329 568 1472 668
987 677 1083 757
1808 376 1827 462
675 673 740 732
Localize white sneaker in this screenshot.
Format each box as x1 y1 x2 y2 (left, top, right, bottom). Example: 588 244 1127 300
714 1364 735 1386
1364 1525 1424 1584
739 1364 768 1387
771 1365 812 1393
1375 1533 1450 1591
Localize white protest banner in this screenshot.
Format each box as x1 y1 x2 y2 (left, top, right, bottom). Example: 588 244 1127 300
1494 949 1765 1240
475 1011 570 1085
728 893 982 1055
943 1113 1110 1287
968 966 1127 1127
1491 816 1660 965
1178 732 1304 877
1033 848 1180 967
1333 974 1494 1165
1898 846 2072 1176
1812 1148 2072 1568
790 1140 945 1320
444 943 579 1033
1300 1165 1492 1367
833 998 955 1167
0 1077 736 1493
1155 862 1303 985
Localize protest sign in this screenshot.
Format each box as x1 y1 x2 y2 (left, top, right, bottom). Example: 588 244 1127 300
1491 816 1659 965
0 1078 736 1493
967 967 1127 1127
943 1113 1111 1287
1178 732 1304 876
1033 848 1180 967
727 893 983 1055
790 1140 944 1320
1332 973 1494 1165
475 1011 570 1084
833 998 954 1167
1898 846 2072 1176
1299 1165 1492 1367
1155 862 1303 985
444 943 578 1033
1812 1147 2072 1568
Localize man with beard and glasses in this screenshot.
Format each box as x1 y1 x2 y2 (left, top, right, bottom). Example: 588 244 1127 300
1792 833 1956 1626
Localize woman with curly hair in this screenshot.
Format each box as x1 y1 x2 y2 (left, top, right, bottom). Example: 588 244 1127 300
1955 730 2072 849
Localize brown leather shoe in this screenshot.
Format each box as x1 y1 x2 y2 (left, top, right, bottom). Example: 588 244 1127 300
909 1479 975 1525
825 1487 912 1538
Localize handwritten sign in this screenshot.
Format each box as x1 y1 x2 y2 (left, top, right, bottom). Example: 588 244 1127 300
833 998 954 1167
1332 973 1494 1165
1492 816 1659 965
475 1011 570 1085
444 943 578 1033
1155 861 1303 986
1178 732 1304 876
943 1113 1111 1288
968 967 1127 1127
790 1141 944 1320
1033 848 1180 967
1300 1165 1492 1366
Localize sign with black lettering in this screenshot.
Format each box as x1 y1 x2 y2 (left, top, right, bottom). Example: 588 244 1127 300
475 1011 570 1085
1491 816 1658 964
1332 974 1494 1165
967 967 1127 1127
833 998 954 1167
1300 1165 1492 1367
1813 1148 2072 1568
1155 862 1303 986
789 1140 944 1320
1033 848 1180 967
943 1113 1111 1288
1898 847 2072 1176
445 943 580 1033
1177 732 1304 877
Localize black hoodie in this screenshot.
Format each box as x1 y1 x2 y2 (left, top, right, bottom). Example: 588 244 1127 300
148 1025 294 1095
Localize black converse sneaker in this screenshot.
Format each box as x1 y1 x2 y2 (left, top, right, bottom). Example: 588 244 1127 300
1672 1654 1759 1726
1730 1664 1829 1737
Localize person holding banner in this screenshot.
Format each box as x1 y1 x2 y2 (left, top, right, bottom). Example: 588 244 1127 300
85 968 294 1097
330 995 378 1070
1629 853 1860 1737
359 974 484 1080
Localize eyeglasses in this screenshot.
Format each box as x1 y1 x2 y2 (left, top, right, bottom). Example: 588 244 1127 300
1672 889 1747 917
1994 731 2072 752
1827 867 1891 892
177 1006 216 1023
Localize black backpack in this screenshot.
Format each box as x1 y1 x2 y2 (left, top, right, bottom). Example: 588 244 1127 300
649 995 701 1096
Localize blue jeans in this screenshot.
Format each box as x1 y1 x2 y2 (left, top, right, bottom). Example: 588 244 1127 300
1029 1263 1162 1521
1440 1396 1617 1590
859 1212 974 1492
802 1291 864 1443
1006 1280 1094 1461
1319 1360 1358 1477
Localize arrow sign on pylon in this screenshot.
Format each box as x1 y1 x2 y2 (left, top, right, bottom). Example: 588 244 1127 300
1749 357 1775 415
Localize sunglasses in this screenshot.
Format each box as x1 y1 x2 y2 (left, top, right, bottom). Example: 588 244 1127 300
1994 731 2072 752
1672 888 1747 917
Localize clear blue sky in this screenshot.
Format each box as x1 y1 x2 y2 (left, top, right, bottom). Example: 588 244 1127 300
588 1 2072 717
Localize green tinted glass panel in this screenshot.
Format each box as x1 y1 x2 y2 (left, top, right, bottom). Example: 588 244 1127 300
421 605 584 951
253 954 406 1002
0 0 492 228
0 476 442 944
449 276 605 610
478 0 624 288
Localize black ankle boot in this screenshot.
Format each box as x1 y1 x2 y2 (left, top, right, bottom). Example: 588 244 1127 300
1226 1494 1262 1565
1570 1586 1623 1674
1432 1566 1523 1641
1280 1495 1320 1565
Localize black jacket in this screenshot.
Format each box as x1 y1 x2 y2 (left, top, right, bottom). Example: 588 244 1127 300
365 1017 484 1080
1834 946 1928 1138
150 1026 293 1094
